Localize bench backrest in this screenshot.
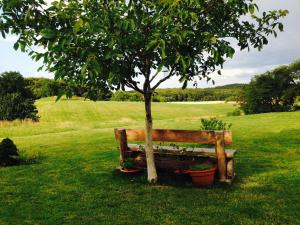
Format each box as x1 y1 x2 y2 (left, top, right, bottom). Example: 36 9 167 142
114 128 232 145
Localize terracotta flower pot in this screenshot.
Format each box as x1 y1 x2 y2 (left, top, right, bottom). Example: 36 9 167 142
189 167 216 186
120 168 142 175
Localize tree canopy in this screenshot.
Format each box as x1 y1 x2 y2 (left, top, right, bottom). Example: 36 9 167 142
240 60 300 114
0 0 288 94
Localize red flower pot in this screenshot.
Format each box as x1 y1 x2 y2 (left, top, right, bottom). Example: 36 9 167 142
189 167 216 186
120 168 142 175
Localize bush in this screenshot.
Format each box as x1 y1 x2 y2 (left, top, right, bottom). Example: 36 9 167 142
227 108 242 117
240 61 300 114
200 118 232 130
0 93 39 121
111 91 143 101
0 138 19 166
0 72 39 121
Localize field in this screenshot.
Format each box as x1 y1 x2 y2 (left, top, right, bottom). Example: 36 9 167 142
0 98 299 225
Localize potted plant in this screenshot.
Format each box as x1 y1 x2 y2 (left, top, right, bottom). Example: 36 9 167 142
120 157 142 174
189 163 216 186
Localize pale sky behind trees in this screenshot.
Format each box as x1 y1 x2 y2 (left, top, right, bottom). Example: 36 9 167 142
0 0 299 88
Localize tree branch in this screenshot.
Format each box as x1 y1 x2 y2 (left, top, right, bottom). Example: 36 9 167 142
149 69 160 83
151 66 176 90
125 79 144 94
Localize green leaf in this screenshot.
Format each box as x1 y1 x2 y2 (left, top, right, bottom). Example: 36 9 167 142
1 31 6 39
35 54 43 62
156 63 164 74
182 80 188 89
146 40 158 51
278 23 284 32
160 40 166 59
73 18 84 34
56 90 65 102
81 63 88 76
210 36 217 44
262 37 268 45
249 4 255 14
40 29 56 39
180 57 187 73
13 42 19 50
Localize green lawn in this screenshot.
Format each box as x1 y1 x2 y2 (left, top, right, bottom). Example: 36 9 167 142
0 98 299 225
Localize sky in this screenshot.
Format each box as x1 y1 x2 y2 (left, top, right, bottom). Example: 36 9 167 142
0 0 299 88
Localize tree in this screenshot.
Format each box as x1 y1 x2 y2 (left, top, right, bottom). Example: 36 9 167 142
0 0 287 183
240 60 300 114
0 72 39 121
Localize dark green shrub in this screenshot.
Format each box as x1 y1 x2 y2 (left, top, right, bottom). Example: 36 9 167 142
0 93 39 121
0 72 39 121
122 157 136 169
200 118 232 130
0 138 19 166
227 108 242 117
240 61 300 114
0 71 34 98
111 91 143 101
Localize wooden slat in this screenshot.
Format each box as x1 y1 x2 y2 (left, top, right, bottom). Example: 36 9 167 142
127 144 236 158
115 129 128 164
115 129 232 145
215 131 227 181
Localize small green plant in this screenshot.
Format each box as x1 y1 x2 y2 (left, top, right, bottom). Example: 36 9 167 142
190 163 215 171
227 108 242 117
200 118 232 130
0 138 19 166
122 157 136 170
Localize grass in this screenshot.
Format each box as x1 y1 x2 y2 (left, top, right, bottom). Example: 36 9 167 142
0 97 299 225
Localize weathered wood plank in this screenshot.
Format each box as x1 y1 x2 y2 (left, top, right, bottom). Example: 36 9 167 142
215 131 227 181
115 129 128 164
115 129 232 145
226 158 235 179
127 144 236 158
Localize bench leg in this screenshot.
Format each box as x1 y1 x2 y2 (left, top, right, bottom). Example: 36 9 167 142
226 158 235 180
215 132 227 182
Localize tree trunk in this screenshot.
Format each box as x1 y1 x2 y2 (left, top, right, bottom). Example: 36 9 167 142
144 93 158 183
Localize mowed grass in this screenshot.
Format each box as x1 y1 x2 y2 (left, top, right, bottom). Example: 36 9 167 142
0 97 299 225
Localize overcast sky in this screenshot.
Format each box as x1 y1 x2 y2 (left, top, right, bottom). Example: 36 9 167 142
0 0 299 88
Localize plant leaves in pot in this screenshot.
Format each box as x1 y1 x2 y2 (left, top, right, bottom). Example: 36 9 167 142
120 157 142 175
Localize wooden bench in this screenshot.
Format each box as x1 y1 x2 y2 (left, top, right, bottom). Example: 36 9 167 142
114 128 237 183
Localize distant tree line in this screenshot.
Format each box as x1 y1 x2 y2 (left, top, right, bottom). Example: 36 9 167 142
24 78 246 102
111 84 245 102
25 77 112 101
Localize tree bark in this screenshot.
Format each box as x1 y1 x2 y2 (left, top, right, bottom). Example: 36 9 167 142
144 93 158 183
